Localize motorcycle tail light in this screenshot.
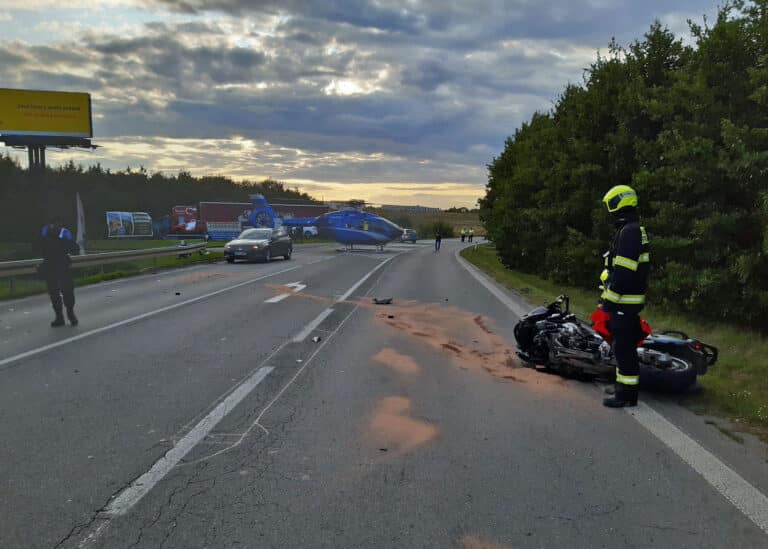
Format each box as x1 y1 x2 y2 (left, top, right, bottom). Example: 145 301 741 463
694 340 702 350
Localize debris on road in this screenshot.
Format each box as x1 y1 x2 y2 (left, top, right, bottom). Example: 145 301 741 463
373 297 393 305
175 291 181 295
312 336 321 343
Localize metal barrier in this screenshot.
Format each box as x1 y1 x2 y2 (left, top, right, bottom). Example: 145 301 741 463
0 243 207 278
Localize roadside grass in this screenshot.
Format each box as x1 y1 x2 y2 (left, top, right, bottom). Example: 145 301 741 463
461 244 768 432
0 249 224 301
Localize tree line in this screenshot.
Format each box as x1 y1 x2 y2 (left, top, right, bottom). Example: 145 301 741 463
480 1 768 325
0 155 317 242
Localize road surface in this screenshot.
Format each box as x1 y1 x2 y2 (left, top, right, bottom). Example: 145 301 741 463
1 240 766 548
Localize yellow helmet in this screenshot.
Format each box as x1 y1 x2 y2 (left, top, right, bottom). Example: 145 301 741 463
603 185 638 213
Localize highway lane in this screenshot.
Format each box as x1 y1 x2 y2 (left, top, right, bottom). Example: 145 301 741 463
1 240 767 548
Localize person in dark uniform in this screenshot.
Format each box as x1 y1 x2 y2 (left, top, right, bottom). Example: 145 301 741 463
36 218 80 327
434 230 442 252
599 185 650 408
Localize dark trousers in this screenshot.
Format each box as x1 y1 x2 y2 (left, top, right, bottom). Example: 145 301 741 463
45 264 75 312
609 311 641 384
435 239 441 251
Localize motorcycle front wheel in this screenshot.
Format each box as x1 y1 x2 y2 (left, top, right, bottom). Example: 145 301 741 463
637 348 697 392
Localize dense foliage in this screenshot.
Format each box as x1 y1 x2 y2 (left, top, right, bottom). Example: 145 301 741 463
0 155 316 241
480 1 768 324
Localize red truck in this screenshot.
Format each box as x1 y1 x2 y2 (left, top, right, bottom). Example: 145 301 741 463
170 201 330 236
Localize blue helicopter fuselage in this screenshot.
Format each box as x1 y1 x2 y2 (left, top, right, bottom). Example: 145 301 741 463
311 209 403 245
247 195 403 247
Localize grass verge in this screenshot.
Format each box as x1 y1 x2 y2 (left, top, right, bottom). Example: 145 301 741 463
461 244 768 432
0 249 224 301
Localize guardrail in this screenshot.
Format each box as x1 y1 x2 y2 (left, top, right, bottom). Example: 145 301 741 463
0 243 207 278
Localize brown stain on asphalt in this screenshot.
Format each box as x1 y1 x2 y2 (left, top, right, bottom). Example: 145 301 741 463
456 535 507 549
369 300 569 391
372 348 421 375
369 396 437 455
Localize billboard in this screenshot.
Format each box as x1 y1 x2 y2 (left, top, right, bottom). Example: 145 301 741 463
0 88 92 138
106 212 153 238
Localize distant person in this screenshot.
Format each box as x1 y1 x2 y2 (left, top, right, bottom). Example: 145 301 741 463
469 227 475 242
434 231 442 252
35 218 80 327
460 227 466 242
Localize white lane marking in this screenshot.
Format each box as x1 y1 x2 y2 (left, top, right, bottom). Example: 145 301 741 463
285 282 307 292
455 245 768 537
0 263 304 370
293 308 334 342
337 253 398 302
104 366 274 516
86 252 397 530
630 402 768 535
265 294 290 303
453 246 529 319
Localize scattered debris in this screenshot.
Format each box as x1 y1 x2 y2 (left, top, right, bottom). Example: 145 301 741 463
373 297 393 305
312 336 321 343
387 315 395 319
369 396 437 455
379 448 388 452
296 359 303 363
175 291 181 296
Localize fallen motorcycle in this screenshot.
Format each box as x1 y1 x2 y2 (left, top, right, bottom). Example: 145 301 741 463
513 295 718 392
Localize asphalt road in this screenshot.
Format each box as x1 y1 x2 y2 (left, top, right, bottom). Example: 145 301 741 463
1 240 767 548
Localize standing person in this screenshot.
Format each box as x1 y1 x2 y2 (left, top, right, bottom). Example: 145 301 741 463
434 230 442 252
36 218 80 327
460 228 466 242
469 227 475 242
599 185 650 408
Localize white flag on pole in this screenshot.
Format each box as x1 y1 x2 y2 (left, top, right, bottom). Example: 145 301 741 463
76 192 86 255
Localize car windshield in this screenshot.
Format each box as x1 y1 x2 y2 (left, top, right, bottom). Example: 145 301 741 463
239 229 272 240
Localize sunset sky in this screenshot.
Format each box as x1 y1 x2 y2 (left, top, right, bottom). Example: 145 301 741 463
0 0 716 207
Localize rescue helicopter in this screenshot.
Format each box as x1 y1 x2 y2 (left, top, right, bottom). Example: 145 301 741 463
247 195 404 251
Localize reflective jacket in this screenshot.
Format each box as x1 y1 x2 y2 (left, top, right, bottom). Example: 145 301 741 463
600 215 649 313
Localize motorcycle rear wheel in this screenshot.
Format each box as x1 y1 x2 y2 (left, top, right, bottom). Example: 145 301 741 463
638 349 697 392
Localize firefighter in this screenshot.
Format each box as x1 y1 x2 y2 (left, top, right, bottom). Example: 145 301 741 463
600 185 649 408
36 218 80 327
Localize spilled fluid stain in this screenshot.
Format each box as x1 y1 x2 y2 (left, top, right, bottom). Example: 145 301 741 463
372 348 421 375
371 301 569 391
456 535 507 549
369 396 437 455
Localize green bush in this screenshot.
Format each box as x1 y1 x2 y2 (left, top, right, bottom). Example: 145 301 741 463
480 3 768 326
418 221 455 238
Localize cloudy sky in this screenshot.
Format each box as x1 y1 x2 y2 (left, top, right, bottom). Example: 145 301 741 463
0 0 716 207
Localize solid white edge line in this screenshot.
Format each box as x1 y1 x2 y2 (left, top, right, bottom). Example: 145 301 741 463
104 366 275 516
0 263 304 370
265 293 290 303
293 308 334 342
453 246 530 318
630 402 768 535
455 244 768 537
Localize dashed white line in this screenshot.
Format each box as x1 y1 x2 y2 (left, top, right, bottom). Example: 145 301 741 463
265 294 290 303
293 308 335 342
104 366 275 516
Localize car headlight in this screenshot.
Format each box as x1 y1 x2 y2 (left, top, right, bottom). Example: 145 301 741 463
224 244 231 249
253 244 262 249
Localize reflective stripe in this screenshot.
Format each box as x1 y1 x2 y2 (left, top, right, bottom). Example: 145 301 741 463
639 253 650 263
602 289 621 303
640 227 649 245
614 255 639 271
602 289 646 305
616 369 639 385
